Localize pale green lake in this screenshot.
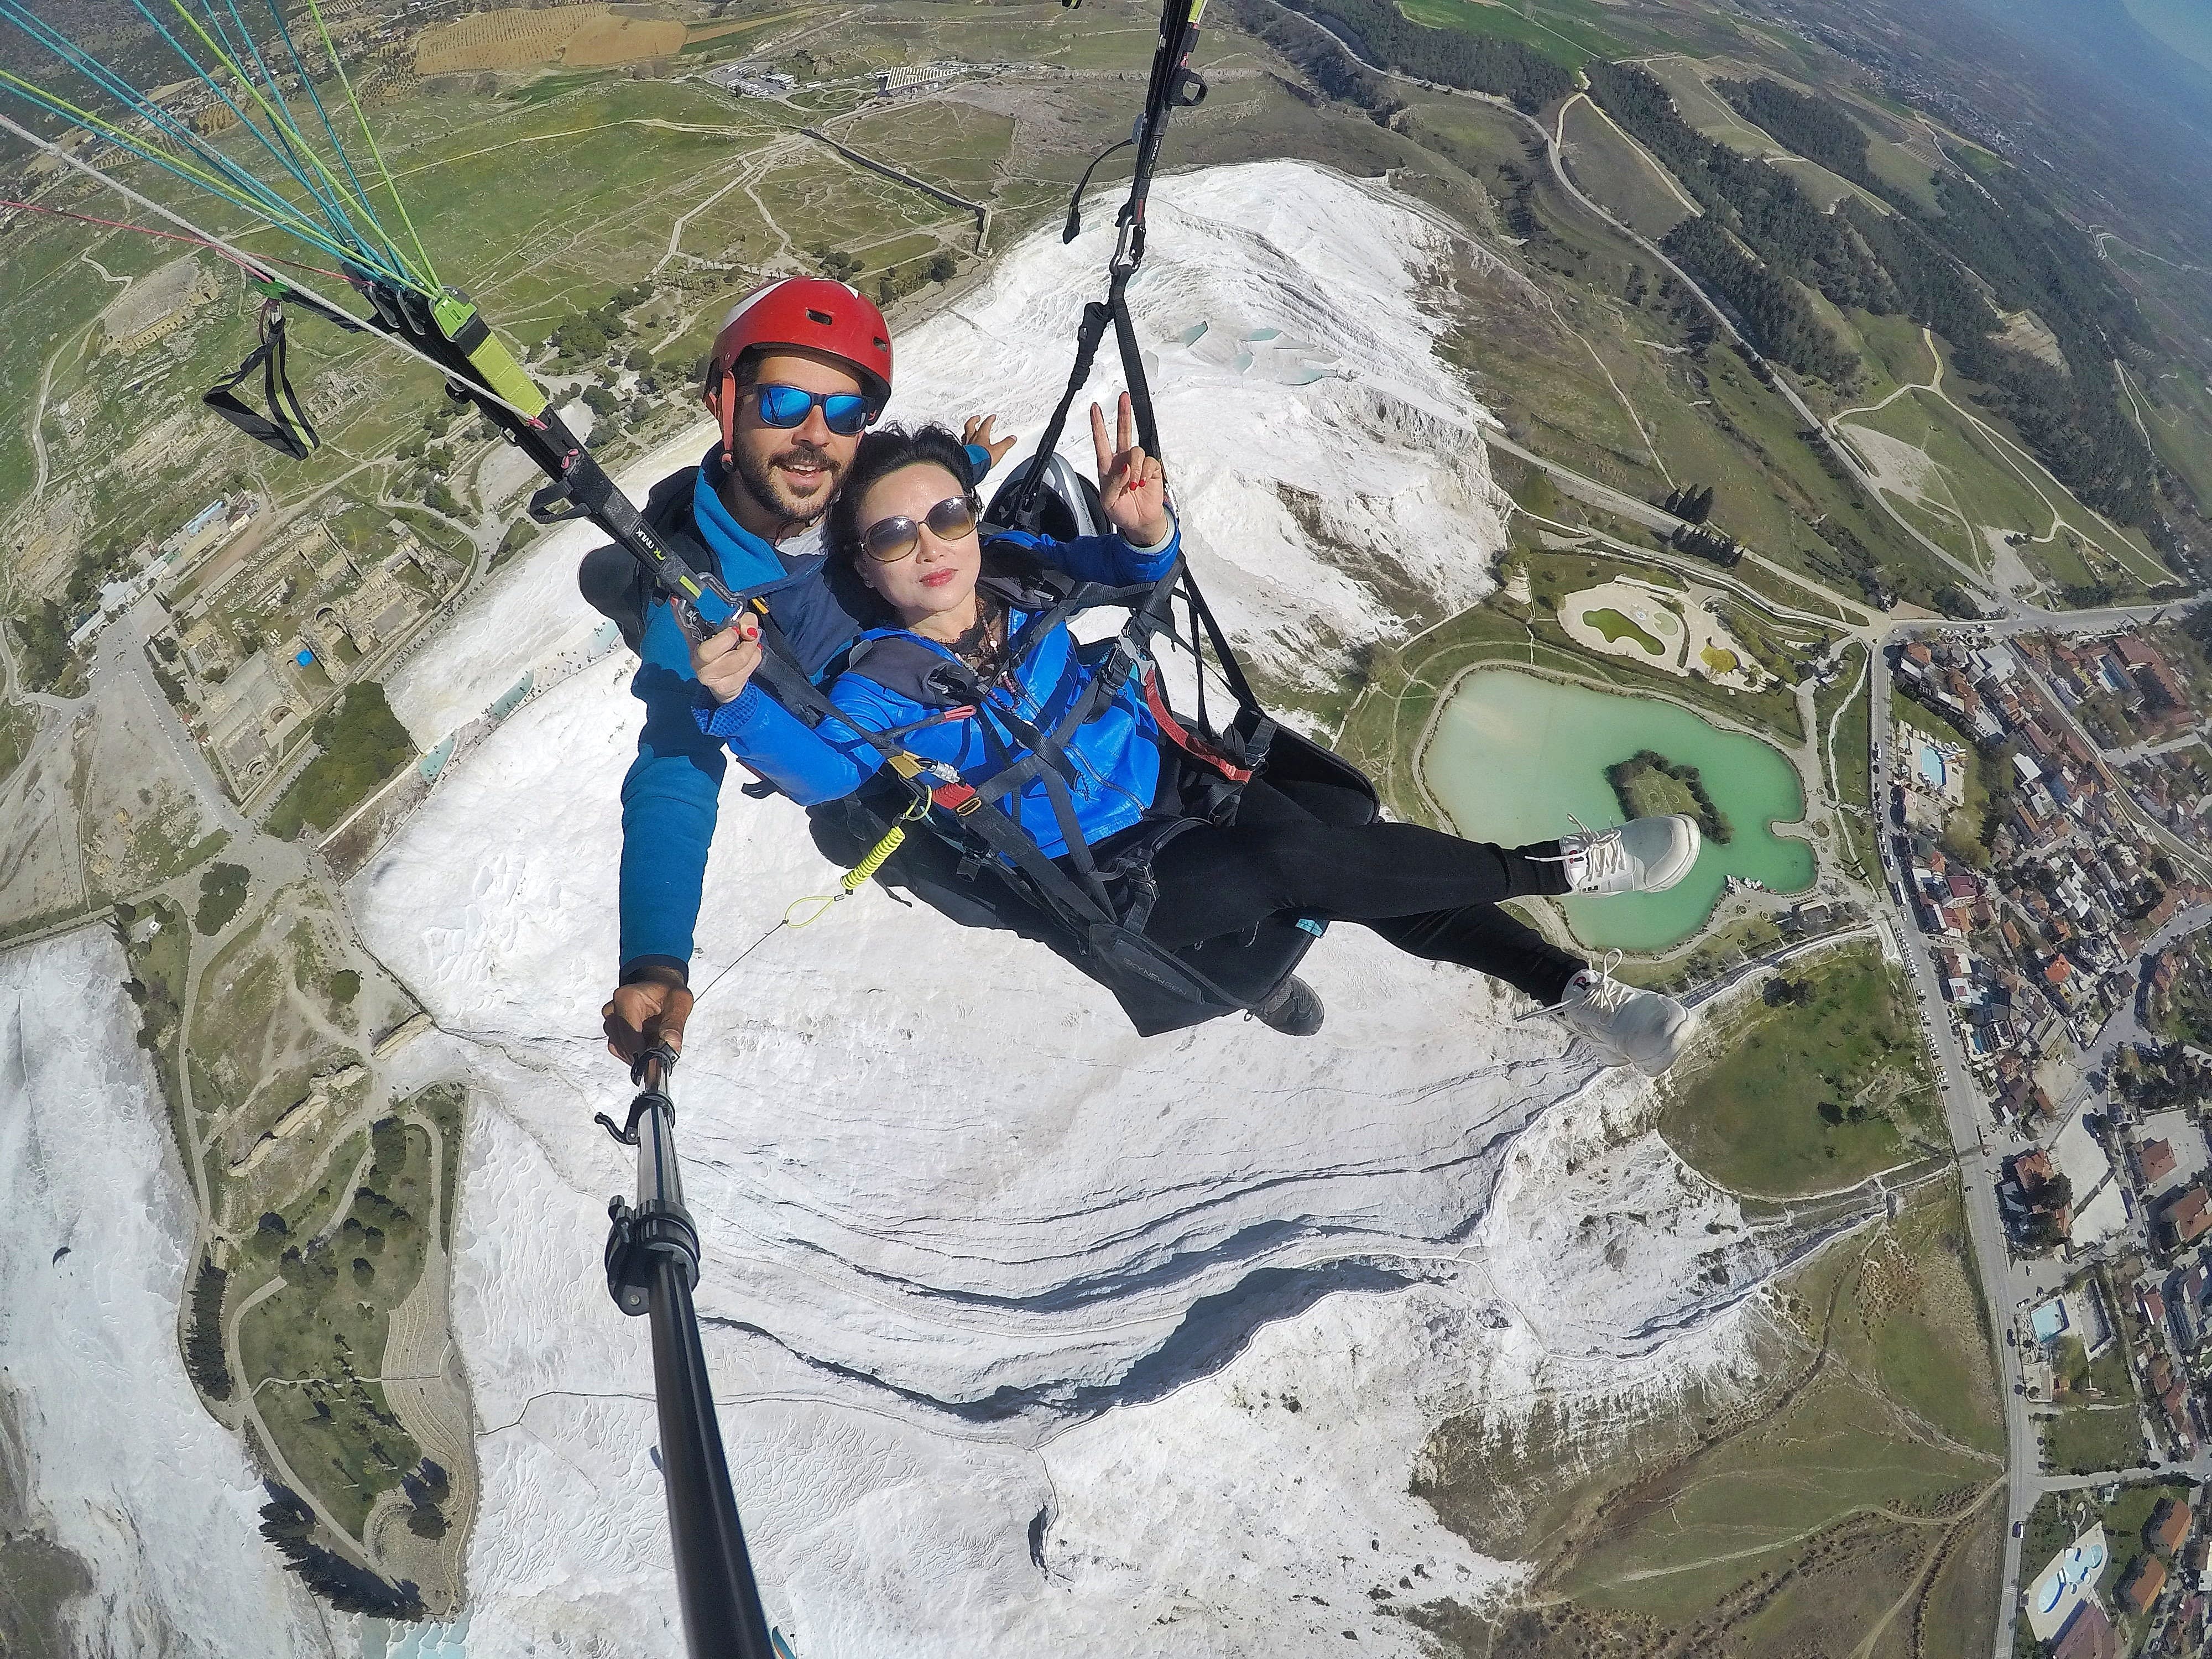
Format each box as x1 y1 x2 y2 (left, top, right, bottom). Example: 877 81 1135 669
1423 668 1814 952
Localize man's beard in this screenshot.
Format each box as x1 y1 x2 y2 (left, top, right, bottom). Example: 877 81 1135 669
731 438 841 526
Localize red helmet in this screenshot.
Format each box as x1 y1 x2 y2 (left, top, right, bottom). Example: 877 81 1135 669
705 276 892 460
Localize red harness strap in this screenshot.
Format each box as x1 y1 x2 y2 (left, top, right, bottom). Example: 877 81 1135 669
1140 665 1253 784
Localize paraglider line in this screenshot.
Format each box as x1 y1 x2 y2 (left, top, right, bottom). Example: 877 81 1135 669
0 197 351 281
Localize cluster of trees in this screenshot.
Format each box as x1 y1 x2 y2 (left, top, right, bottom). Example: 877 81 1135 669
1249 0 1572 112
1668 520 1741 567
547 284 651 367
185 1256 233 1400
1714 77 1876 187
115 901 184 1062
811 244 864 283
1764 974 1812 1008
257 1485 425 1618
1605 749 1733 843
401 1459 451 1540
797 244 962 308
2014 1170 2075 1250
194 862 250 935
1224 0 1402 123
875 251 959 307
267 681 415 839
1587 63 1877 380
1658 216 1859 382
9 603 72 692
1661 482 1715 523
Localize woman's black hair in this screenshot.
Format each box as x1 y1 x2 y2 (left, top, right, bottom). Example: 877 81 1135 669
822 424 982 628
825 422 979 565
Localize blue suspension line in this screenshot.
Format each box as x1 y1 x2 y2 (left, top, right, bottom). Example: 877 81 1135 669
111 0 385 267
255 0 408 270
145 0 372 255
0 3 418 286
199 0 393 268
0 74 403 281
0 1 368 264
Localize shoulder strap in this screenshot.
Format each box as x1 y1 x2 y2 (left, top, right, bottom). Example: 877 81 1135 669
838 634 974 709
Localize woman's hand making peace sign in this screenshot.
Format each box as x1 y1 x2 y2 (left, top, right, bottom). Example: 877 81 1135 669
1092 391 1172 548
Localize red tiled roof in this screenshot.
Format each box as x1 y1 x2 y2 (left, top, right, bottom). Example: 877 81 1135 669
2123 1552 2168 1615
2168 1186 2212 1244
2150 1496 2193 1556
2142 1140 2179 1184
2053 1600 2118 1659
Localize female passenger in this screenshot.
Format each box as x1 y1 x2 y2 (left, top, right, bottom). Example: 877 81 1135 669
687 403 1703 1073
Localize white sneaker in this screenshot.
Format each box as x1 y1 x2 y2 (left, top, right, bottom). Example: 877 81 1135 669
1540 957 1694 1076
1553 814 1702 897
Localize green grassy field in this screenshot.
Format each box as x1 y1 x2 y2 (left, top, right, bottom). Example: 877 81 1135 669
1580 604 1666 653
1614 761 1702 824
1658 940 1939 1196
1554 97 1694 241
1418 1180 2002 1655
1644 56 1776 154
234 1117 437 1537
1391 0 1636 64
2040 1407 2147 1476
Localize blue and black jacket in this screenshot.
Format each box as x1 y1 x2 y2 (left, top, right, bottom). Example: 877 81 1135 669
687 523 1181 863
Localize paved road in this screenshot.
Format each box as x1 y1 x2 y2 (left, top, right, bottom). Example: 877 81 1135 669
1866 639 2036 1655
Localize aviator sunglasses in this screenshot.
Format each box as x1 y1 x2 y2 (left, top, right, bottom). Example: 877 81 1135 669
752 382 874 436
861 495 979 563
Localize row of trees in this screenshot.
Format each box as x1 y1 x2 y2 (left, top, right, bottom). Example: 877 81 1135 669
1224 0 1402 124
1659 216 1859 382
1714 77 1876 187
1670 520 1741 568
257 1485 424 1618
185 1256 233 1400
1250 0 1573 113
1609 69 2160 528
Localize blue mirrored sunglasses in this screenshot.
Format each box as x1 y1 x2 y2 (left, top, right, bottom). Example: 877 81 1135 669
753 382 873 436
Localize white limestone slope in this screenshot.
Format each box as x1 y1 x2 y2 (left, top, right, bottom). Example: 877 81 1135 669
0 930 337 1657
352 163 1812 1658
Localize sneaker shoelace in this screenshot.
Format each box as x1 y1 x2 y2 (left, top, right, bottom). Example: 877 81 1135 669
1519 950 1630 1020
1532 813 1627 886
1572 950 1633 1015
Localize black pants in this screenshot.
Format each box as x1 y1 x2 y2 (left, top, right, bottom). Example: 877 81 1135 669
1130 776 1587 1005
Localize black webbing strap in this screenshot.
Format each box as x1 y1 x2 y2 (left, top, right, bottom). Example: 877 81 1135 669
1006 299 1115 531
1181 570 1264 712
204 302 319 461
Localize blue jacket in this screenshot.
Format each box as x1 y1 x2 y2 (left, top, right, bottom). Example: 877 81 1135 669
616 445 994 978
691 524 1181 860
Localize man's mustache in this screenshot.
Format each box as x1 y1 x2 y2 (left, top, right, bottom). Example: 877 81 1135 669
772 442 839 474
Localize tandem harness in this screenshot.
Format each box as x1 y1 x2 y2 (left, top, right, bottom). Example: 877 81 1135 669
727 522 1376 1035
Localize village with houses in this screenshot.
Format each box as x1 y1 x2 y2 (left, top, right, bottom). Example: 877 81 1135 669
1887 618 2212 1656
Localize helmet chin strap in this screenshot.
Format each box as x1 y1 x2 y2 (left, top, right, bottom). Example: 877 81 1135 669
715 364 738 468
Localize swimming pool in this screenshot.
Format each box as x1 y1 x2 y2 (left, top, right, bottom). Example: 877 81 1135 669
1917 743 1948 791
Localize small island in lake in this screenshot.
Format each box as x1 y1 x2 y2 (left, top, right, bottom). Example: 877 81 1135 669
1606 749 1733 845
